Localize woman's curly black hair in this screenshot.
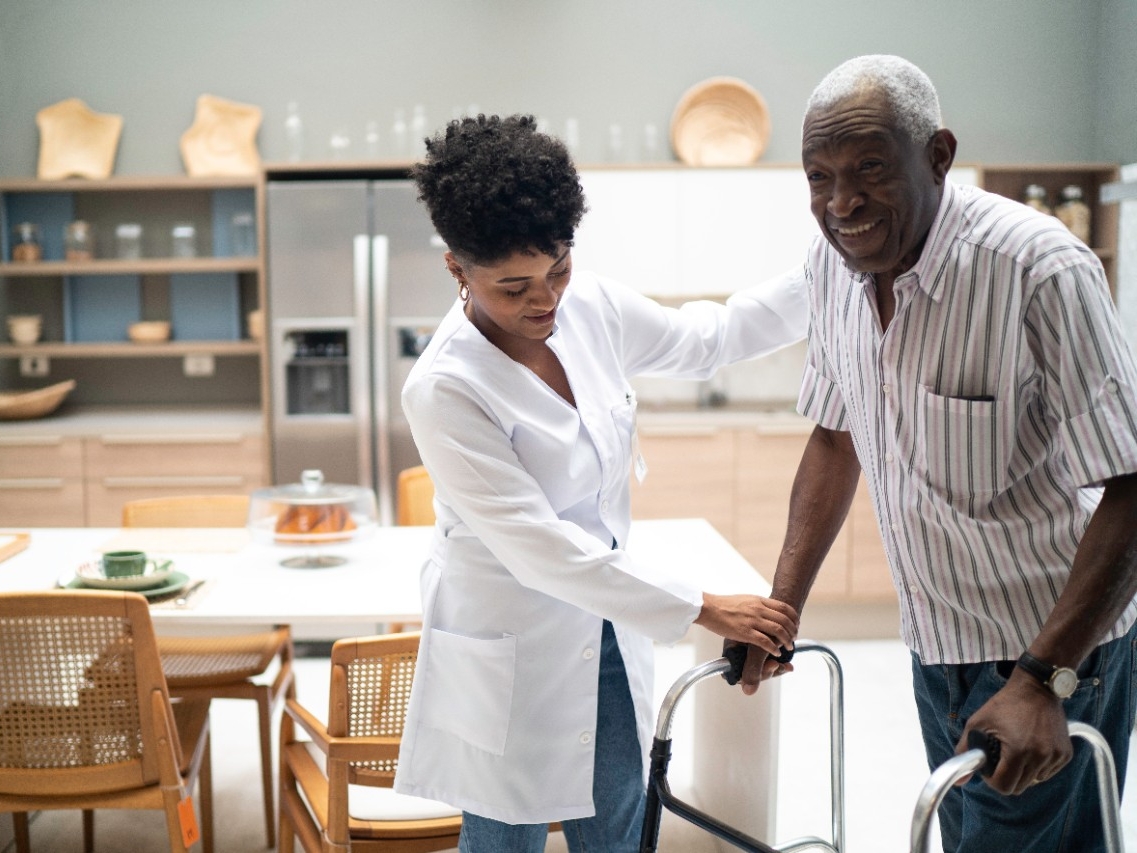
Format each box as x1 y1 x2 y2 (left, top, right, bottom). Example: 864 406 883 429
411 114 587 265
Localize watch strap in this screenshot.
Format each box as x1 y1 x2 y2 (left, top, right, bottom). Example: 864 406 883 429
1016 651 1056 684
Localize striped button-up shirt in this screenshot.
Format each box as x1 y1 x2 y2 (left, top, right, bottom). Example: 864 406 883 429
799 178 1137 665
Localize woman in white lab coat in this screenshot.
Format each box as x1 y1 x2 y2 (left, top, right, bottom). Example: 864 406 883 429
393 114 805 853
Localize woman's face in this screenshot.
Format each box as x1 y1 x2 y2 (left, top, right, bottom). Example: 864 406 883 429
449 245 573 347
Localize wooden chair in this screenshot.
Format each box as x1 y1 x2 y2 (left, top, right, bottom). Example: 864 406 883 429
0 590 214 853
396 466 436 527
121 494 295 848
121 494 252 528
279 632 462 852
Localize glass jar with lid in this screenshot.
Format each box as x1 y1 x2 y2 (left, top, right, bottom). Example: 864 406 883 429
11 222 42 262
1055 185 1092 244
64 220 95 261
1022 184 1051 216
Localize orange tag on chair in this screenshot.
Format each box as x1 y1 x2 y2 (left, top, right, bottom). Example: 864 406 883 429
177 796 200 848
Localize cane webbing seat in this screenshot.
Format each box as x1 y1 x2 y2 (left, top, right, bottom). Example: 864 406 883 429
0 590 213 853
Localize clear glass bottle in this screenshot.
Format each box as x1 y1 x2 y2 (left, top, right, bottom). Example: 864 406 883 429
410 105 428 158
115 223 143 260
284 101 304 163
11 222 42 262
390 109 409 159
1022 184 1051 216
171 222 197 258
1055 185 1092 244
64 220 95 260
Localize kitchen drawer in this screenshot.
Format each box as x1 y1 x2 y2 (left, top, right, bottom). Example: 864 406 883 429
0 477 85 526
631 427 735 541
0 435 83 479
84 432 264 478
734 431 851 599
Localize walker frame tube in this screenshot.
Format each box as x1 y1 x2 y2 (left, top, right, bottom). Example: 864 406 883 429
909 721 1124 853
639 641 845 853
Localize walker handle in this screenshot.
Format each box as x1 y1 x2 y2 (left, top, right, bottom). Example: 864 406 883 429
966 729 1001 778
721 642 794 686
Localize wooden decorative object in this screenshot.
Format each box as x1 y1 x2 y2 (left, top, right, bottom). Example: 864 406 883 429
179 94 263 177
670 77 771 167
35 98 123 179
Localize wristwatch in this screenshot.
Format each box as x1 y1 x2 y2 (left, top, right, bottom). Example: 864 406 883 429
1016 651 1078 699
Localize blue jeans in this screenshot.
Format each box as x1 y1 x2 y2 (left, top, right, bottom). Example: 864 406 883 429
911 622 1137 853
458 620 646 853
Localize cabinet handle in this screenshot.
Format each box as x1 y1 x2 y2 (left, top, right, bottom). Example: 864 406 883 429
98 433 245 446
0 478 66 490
101 475 246 489
0 436 65 447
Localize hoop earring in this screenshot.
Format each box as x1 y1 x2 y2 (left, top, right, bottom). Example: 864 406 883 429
458 282 470 302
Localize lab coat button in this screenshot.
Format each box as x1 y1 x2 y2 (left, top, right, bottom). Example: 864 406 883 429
583 648 595 660
600 500 610 514
580 732 593 745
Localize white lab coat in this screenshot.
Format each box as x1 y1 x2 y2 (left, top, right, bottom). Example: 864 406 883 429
393 269 805 824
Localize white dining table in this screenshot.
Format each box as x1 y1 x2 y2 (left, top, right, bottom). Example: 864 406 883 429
0 517 785 844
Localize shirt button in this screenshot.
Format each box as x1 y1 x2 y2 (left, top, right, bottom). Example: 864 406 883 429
891 523 900 533
885 453 894 463
882 384 891 394
580 732 593 745
583 648 595 660
1106 379 1119 393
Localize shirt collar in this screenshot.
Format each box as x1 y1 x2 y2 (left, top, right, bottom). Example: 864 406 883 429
894 178 964 303
841 178 964 304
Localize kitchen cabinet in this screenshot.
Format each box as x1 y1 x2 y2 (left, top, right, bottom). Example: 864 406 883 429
0 176 266 386
0 410 265 526
0 434 85 525
976 163 1120 295
631 416 896 606
630 425 736 542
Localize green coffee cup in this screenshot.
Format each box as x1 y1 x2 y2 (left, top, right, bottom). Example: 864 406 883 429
101 550 148 578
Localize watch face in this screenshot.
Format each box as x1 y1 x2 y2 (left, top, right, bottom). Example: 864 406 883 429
1050 668 1078 699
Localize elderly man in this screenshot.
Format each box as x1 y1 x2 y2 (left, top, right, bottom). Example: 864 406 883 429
746 55 1137 852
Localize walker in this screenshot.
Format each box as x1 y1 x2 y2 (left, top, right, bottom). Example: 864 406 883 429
639 641 845 852
909 720 1125 852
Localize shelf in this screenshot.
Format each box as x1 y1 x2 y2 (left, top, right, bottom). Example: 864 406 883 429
0 341 261 358
0 257 259 277
0 176 259 193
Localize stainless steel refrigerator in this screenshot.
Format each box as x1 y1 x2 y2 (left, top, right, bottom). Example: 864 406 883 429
264 177 455 524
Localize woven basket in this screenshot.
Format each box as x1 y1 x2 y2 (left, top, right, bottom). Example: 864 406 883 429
670 77 771 166
0 379 76 420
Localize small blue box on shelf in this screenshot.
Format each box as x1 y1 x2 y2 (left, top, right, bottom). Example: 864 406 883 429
170 273 239 340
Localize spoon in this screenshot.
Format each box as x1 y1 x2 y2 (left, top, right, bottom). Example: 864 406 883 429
173 580 206 608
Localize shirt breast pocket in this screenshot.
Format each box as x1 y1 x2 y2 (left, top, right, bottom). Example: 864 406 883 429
917 385 1007 504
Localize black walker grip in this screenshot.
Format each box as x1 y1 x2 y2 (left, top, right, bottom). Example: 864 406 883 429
721 643 794 685
967 729 1002 777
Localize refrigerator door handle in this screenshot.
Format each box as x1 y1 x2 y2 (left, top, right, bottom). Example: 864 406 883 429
352 235 380 510
369 234 394 526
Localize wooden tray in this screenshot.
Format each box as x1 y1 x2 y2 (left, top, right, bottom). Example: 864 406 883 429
0 532 30 564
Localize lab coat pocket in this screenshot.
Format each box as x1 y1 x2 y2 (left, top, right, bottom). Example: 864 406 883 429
420 628 516 756
918 385 1007 504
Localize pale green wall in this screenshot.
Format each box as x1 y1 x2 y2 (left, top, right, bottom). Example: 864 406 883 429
0 0 1131 176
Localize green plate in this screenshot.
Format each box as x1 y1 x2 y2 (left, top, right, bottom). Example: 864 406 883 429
66 570 191 600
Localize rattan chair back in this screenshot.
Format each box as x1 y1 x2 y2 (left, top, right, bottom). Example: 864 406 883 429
396 466 435 526
121 494 250 528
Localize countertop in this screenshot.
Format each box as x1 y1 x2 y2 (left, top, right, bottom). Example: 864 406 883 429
0 405 265 437
636 401 812 433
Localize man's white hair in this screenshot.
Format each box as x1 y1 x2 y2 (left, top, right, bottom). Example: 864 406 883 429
805 55 942 144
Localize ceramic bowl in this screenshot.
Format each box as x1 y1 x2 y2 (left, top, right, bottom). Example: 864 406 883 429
7 314 42 344
127 320 171 343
